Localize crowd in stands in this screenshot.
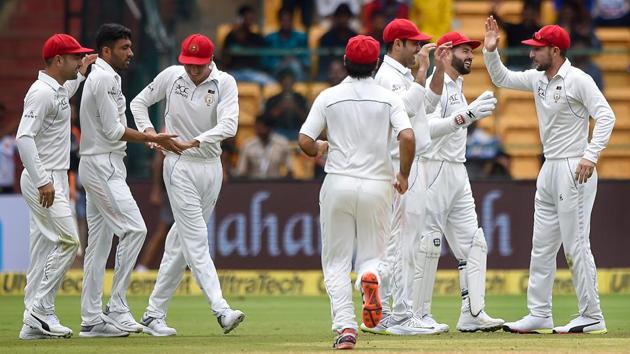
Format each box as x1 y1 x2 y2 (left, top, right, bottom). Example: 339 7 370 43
2 0 628 195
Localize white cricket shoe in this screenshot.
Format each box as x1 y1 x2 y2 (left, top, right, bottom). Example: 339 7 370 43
24 308 73 338
218 309 245 334
503 314 554 334
386 314 440 335
553 316 607 334
19 324 58 340
141 314 177 336
103 307 143 333
457 310 504 332
422 314 450 333
79 315 130 338
360 313 393 335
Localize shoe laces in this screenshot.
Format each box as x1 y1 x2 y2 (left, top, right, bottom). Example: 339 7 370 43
46 313 61 326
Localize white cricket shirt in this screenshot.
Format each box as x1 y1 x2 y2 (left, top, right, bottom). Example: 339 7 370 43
484 48 615 163
131 63 239 159
79 57 127 156
422 72 468 162
16 71 84 187
375 55 440 159
299 76 413 181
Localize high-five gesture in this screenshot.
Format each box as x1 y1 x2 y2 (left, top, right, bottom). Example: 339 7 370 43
484 15 501 52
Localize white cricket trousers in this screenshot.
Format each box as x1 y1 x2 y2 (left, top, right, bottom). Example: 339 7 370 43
418 160 479 314
381 157 424 321
21 169 80 315
527 157 603 320
79 153 147 326
146 154 230 318
320 173 392 332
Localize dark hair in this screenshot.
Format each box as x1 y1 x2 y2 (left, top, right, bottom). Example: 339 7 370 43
344 59 377 79
559 48 567 57
277 67 295 81
256 113 274 127
333 3 353 18
238 5 254 17
385 39 408 53
277 6 293 20
95 23 131 53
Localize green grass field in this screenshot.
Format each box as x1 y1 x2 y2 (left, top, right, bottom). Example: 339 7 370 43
1 294 629 353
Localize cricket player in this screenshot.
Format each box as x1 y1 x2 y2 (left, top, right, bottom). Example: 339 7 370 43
483 18 615 334
368 18 453 336
79 23 182 338
131 34 245 336
299 35 416 350
16 34 95 340
414 31 505 332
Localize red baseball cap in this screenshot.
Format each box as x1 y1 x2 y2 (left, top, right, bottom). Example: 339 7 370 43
437 31 481 49
522 25 571 50
42 34 93 60
178 34 215 65
345 35 380 64
383 19 431 43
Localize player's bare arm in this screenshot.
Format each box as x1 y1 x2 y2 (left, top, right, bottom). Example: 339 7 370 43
395 128 415 194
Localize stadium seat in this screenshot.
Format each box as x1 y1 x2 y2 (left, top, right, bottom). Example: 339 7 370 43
307 82 329 103
605 88 630 122
262 83 309 100
237 83 262 125
235 124 256 148
290 148 316 180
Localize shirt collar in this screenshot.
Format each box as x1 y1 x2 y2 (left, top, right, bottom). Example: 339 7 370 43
555 58 572 79
181 62 219 86
443 72 463 86
383 55 412 77
95 57 120 78
342 76 376 84
37 71 63 91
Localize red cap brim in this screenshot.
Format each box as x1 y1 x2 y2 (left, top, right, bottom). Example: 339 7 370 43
454 40 482 49
521 38 547 47
409 33 432 41
64 47 94 55
178 54 211 65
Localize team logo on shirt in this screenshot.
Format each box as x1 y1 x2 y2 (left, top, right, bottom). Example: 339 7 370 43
23 110 37 119
448 93 460 105
174 83 190 98
553 86 562 103
205 89 215 105
537 85 545 99
148 82 155 92
56 96 69 111
391 84 403 92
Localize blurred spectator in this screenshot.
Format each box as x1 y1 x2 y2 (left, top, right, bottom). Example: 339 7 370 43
265 7 310 81
465 123 511 180
222 5 275 85
362 0 409 34
491 1 542 70
236 115 293 179
556 1 602 49
327 59 347 86
366 9 388 48
283 0 315 31
593 0 630 27
571 37 604 90
264 69 308 139
317 4 358 80
316 0 362 18
0 103 18 194
135 151 173 272
409 0 452 39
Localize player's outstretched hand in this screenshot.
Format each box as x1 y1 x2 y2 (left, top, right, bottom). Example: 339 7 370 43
575 158 595 184
148 133 182 154
38 181 55 208
484 16 501 52
394 172 408 195
79 54 98 76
